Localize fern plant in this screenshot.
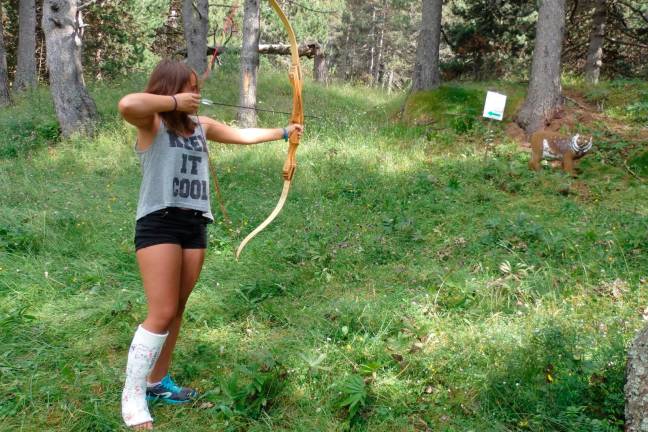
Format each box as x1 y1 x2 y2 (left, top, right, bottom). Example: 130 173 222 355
334 374 369 424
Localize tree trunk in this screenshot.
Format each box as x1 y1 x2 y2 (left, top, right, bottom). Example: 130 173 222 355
374 1 387 85
369 7 376 83
339 18 352 80
0 2 11 107
386 70 394 94
42 0 98 137
584 0 606 84
314 48 327 83
412 0 442 91
15 0 38 91
182 0 208 75
237 0 260 127
516 0 566 134
625 325 648 431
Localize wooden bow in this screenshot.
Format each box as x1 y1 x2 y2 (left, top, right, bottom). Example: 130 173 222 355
235 0 304 259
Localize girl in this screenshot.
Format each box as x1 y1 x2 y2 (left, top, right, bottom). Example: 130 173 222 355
117 59 303 430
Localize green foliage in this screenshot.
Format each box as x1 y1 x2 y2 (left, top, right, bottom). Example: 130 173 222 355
485 323 625 431
333 374 369 427
402 83 526 135
82 0 150 79
210 356 285 421
0 224 42 254
579 79 648 126
1 73 646 431
0 88 59 158
445 0 537 80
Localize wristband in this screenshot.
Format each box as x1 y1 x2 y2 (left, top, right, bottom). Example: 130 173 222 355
282 127 289 142
171 95 178 111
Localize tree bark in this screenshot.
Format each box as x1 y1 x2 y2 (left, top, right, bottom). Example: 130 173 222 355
182 0 209 75
15 0 38 91
369 6 376 83
259 42 320 58
412 0 442 91
0 2 11 107
339 18 352 80
42 0 98 137
584 0 607 84
625 325 648 431
314 48 327 83
374 1 387 85
237 0 260 127
516 0 566 134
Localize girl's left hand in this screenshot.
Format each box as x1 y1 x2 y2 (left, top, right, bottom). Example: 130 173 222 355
286 124 304 138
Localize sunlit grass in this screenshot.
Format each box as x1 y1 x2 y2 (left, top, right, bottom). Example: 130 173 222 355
1 71 646 431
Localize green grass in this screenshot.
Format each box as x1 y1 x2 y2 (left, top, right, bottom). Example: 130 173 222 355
572 78 648 127
1 71 647 431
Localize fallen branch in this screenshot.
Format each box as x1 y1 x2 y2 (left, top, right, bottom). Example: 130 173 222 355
258 42 321 59
623 159 647 182
174 42 322 59
563 95 592 111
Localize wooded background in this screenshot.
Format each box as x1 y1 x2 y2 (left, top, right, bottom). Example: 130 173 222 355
0 0 646 136
0 0 646 92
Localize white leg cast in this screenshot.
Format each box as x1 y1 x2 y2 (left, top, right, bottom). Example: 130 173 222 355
121 324 168 427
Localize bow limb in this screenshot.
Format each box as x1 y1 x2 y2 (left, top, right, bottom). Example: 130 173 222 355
235 0 304 260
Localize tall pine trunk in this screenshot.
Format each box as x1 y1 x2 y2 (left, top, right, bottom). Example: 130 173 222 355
0 2 11 107
15 0 37 91
412 0 442 91
237 0 260 127
42 0 98 137
584 0 606 84
516 0 566 134
182 0 208 75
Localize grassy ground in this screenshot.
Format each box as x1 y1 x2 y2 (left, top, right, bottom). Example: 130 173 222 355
1 70 647 431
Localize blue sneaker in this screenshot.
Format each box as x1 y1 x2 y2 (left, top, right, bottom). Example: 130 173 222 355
146 374 198 404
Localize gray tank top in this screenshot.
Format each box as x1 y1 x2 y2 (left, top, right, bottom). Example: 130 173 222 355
135 117 213 221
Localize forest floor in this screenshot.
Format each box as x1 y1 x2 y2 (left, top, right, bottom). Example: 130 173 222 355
1 73 647 431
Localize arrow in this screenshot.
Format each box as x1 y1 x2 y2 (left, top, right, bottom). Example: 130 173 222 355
200 98 322 119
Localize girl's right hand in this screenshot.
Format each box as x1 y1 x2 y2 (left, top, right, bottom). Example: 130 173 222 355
173 93 201 113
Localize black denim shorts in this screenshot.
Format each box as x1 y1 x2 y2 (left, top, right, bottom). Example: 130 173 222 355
134 207 211 251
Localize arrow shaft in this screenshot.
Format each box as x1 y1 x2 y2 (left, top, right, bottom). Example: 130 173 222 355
201 99 320 119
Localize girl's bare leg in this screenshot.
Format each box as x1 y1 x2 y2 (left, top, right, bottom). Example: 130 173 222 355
124 244 183 430
148 248 206 382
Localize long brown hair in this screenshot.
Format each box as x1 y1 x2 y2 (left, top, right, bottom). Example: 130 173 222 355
145 59 198 136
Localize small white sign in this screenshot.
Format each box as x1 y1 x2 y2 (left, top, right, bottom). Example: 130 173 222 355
483 91 507 121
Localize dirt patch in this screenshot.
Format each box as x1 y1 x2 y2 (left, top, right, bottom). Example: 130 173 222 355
505 89 648 151
506 122 528 147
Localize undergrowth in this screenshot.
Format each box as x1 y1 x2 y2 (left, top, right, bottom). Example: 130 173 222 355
1 71 646 431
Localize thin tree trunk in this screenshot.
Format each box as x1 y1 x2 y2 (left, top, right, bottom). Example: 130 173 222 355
16 0 38 91
340 18 352 80
42 0 98 137
585 0 606 84
516 0 566 134
412 0 442 91
369 7 376 83
237 0 260 127
0 2 11 107
182 0 208 75
374 1 387 85
314 47 327 83
387 70 394 94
